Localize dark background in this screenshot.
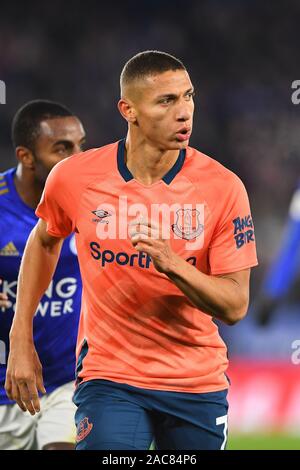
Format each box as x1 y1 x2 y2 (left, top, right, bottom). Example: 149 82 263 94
1 0 300 356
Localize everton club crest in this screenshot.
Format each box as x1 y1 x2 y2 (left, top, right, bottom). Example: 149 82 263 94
172 209 204 240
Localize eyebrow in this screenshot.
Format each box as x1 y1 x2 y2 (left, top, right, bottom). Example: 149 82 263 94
52 137 86 147
156 87 194 100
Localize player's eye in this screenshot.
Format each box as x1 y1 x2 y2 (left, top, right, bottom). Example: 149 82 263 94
56 147 68 155
159 97 173 105
185 92 195 100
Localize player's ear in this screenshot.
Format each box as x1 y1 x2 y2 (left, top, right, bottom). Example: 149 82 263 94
15 146 35 169
118 99 137 124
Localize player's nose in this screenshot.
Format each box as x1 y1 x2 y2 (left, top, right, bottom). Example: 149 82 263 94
175 102 193 122
73 144 82 154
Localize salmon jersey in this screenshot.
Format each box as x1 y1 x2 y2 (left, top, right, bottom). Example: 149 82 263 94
36 139 258 393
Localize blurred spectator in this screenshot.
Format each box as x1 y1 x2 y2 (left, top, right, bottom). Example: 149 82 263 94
255 184 300 325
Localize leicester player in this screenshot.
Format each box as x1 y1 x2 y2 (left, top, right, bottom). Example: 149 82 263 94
256 184 300 325
0 100 85 450
6 52 258 450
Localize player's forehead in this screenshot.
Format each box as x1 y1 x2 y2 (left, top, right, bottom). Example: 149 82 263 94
38 117 85 143
140 69 193 99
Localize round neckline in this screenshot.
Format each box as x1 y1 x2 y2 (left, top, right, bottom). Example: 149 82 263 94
117 138 186 187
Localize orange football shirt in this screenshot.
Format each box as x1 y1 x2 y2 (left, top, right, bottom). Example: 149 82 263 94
36 139 258 393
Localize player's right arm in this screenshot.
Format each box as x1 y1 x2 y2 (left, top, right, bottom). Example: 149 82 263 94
5 218 64 415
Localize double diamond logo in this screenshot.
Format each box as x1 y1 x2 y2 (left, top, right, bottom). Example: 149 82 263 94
91 209 112 224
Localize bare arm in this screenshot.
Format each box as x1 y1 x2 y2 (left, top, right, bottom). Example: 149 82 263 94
129 218 250 325
165 256 249 325
5 219 64 414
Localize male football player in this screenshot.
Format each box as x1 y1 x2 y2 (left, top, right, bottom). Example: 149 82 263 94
0 100 85 449
6 52 257 450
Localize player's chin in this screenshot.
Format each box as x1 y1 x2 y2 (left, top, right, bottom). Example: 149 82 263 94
172 138 190 149
163 138 189 151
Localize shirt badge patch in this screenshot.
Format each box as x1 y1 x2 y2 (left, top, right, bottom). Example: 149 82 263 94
171 209 204 240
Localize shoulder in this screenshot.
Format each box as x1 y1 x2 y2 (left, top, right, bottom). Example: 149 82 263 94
0 167 15 182
46 141 119 186
0 168 15 202
185 146 245 192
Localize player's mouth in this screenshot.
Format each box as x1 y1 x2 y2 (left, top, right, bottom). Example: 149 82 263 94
175 127 192 142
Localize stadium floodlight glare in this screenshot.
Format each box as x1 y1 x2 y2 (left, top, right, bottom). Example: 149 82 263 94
0 80 6 104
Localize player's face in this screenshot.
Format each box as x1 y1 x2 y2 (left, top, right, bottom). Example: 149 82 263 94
133 69 194 150
32 116 86 185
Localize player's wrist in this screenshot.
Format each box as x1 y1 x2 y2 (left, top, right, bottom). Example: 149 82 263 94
163 252 183 275
9 324 34 344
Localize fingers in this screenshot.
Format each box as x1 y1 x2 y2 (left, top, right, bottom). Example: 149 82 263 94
24 363 46 414
4 338 45 415
36 372 46 395
4 374 13 401
130 230 155 246
135 242 156 258
27 380 42 414
10 378 27 412
129 218 160 243
0 295 11 309
5 372 43 414
129 217 159 230
128 217 172 274
18 381 37 414
128 226 151 239
0 280 10 310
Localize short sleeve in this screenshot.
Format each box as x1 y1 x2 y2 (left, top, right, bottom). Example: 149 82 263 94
208 176 258 275
35 162 74 238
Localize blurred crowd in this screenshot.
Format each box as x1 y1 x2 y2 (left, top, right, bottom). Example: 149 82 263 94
1 0 300 342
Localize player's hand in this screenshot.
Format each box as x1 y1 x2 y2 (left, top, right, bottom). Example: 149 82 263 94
129 217 177 273
0 279 10 310
5 337 46 415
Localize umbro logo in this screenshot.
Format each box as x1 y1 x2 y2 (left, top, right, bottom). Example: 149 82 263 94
91 209 112 224
0 242 19 256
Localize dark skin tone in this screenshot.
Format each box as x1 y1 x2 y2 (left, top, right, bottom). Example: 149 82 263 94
14 117 86 208
1 116 85 450
0 117 85 307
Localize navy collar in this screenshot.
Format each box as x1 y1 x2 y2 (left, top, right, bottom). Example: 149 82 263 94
117 139 186 185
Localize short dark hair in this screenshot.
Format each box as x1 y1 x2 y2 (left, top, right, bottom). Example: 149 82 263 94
120 50 186 94
12 99 74 150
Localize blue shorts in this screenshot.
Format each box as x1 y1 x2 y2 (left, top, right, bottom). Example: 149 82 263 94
73 379 228 450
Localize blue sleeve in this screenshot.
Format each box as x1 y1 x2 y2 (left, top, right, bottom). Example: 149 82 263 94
263 189 300 299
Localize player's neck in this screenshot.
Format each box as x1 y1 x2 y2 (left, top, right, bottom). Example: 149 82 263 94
14 165 43 209
125 136 180 185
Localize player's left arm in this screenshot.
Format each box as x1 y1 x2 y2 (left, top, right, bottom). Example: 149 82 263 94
163 258 250 326
129 218 250 325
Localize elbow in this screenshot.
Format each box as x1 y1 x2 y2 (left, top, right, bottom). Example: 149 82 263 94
222 299 249 326
223 311 246 326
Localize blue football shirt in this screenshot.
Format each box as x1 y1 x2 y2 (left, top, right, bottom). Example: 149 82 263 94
0 168 82 405
263 185 300 298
